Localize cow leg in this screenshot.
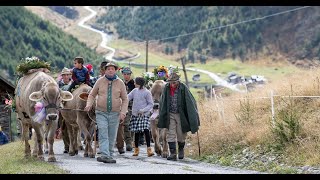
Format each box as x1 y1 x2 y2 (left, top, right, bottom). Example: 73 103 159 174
74 126 81 155
67 123 76 156
87 124 95 158
151 119 162 156
161 128 169 158
21 122 31 158
77 130 83 151
43 129 49 154
83 128 93 158
78 119 94 158
33 126 44 161
47 121 57 162
32 129 39 157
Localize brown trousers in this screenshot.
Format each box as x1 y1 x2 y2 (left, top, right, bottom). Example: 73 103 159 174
116 110 133 149
167 113 187 143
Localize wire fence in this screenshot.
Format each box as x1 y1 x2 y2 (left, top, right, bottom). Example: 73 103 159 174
202 86 320 127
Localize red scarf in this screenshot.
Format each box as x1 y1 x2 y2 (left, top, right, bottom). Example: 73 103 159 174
169 84 177 96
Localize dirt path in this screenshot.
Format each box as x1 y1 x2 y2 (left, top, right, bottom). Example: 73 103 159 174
52 140 261 174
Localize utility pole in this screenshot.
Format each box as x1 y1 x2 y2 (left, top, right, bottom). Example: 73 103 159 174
181 56 189 88
146 39 148 72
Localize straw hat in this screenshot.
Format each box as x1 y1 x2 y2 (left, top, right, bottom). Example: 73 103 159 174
61 67 71 75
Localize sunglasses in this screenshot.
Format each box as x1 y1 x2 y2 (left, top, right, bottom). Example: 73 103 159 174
123 73 131 75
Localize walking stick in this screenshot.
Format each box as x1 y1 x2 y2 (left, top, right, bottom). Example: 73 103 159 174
196 131 201 157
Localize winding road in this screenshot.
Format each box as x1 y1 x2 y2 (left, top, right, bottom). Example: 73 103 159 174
78 6 243 92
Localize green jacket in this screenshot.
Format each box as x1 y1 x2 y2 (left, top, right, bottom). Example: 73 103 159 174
158 82 200 133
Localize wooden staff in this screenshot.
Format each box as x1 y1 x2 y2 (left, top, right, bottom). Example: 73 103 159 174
197 131 201 157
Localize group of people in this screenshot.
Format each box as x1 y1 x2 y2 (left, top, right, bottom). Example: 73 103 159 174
57 56 200 164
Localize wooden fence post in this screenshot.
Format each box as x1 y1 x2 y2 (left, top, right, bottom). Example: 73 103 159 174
213 88 222 123
270 90 275 127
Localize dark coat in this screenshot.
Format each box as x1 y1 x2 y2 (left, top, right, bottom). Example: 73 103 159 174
158 82 200 133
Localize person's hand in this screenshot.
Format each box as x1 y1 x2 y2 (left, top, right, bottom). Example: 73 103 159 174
119 113 126 124
84 105 92 112
138 109 144 115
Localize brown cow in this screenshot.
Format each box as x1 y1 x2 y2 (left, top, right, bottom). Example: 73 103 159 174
150 80 169 158
60 84 96 158
15 71 73 162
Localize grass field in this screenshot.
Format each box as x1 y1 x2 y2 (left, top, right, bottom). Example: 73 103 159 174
0 141 67 174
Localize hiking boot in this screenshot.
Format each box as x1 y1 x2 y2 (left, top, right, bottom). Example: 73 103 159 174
126 144 133 151
133 147 139 156
103 157 116 163
63 150 68 154
178 142 185 159
147 147 155 157
167 142 177 161
118 148 125 154
97 156 116 163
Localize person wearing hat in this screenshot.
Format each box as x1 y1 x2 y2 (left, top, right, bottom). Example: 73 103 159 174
84 62 128 163
57 67 72 153
158 72 200 161
115 66 135 153
58 67 73 91
0 126 9 145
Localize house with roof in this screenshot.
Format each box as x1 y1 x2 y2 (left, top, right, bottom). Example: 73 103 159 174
0 75 16 142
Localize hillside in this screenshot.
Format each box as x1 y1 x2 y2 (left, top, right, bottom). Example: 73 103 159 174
95 6 320 63
0 6 104 83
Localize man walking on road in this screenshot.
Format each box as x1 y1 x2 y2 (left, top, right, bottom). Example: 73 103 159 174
158 72 200 161
85 63 128 163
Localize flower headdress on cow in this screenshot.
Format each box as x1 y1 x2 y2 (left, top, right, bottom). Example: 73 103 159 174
143 65 168 86
16 56 51 76
143 65 181 83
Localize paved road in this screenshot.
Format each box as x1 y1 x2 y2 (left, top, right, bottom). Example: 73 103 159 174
51 140 260 174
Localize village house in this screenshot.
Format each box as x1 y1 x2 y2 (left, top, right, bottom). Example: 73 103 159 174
0 75 16 142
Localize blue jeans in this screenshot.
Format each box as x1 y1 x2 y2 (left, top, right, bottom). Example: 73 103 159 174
96 110 120 158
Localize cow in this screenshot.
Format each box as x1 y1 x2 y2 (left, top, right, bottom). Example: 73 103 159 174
150 80 169 158
60 84 96 158
15 71 73 162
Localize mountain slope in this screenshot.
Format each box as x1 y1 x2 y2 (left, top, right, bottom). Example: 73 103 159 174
0 6 104 82
96 6 319 62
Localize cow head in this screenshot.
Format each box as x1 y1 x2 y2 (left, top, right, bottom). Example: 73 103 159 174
151 80 166 108
29 82 73 121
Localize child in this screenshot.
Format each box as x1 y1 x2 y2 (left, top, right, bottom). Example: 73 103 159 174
128 77 154 157
67 57 92 92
